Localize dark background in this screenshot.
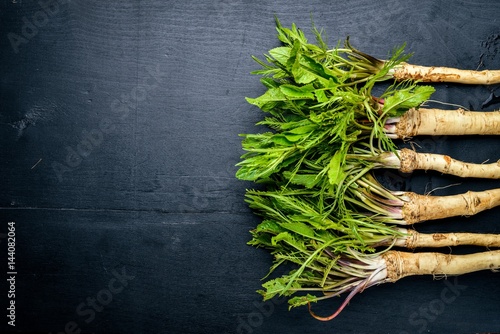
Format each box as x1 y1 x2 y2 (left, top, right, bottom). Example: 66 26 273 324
0 1 499 333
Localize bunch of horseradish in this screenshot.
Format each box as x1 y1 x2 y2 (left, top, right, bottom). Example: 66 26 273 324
237 18 500 320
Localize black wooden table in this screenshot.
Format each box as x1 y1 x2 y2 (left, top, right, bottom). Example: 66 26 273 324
1 1 499 333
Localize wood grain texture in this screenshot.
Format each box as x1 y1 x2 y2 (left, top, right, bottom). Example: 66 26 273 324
0 1 499 333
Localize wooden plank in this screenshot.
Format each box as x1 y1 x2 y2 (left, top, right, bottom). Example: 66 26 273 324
0 1 499 333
